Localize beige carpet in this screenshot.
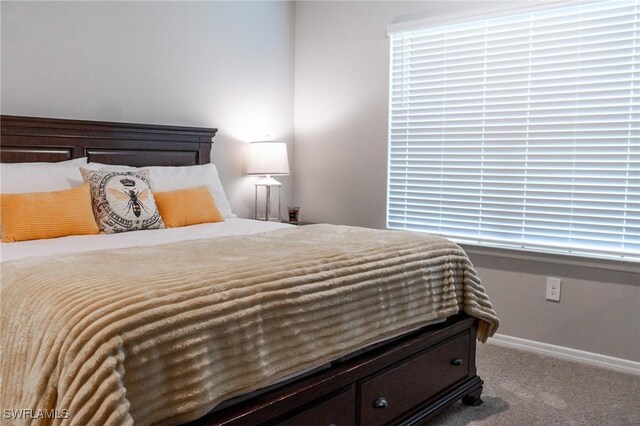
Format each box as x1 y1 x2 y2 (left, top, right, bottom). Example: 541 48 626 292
423 343 640 425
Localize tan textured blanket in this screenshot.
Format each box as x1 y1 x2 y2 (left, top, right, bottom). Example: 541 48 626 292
1 225 498 426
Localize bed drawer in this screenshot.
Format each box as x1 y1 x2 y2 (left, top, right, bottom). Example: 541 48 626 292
358 331 470 426
276 386 355 426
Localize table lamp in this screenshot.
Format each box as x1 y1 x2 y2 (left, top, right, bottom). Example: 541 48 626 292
247 141 290 221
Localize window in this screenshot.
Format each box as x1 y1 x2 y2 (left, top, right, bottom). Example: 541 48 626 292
387 0 639 260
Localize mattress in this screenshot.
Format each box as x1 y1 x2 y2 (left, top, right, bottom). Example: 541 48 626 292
1 222 499 425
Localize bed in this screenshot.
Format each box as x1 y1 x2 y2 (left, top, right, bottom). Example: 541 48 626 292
0 115 498 426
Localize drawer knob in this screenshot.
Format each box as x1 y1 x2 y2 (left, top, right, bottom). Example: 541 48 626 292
374 397 388 409
451 357 463 366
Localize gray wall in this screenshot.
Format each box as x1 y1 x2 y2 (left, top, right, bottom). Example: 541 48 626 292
1 1 295 218
294 1 640 361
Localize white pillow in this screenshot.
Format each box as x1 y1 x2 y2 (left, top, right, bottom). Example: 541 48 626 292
146 164 236 218
0 159 88 194
85 162 236 218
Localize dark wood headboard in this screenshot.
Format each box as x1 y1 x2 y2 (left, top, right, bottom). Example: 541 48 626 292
0 115 218 166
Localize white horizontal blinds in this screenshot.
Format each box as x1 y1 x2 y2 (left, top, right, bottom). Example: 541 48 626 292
388 0 640 259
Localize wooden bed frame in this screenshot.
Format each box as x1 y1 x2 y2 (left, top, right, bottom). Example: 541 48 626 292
0 115 216 165
0 115 485 426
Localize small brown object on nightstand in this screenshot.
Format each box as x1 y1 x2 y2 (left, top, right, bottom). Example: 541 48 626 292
287 206 300 224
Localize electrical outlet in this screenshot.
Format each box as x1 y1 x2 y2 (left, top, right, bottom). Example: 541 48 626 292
546 277 562 302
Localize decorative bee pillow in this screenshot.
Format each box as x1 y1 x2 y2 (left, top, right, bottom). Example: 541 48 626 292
80 167 165 233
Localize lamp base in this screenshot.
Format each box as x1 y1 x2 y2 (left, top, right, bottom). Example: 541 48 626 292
254 176 282 221
256 176 282 187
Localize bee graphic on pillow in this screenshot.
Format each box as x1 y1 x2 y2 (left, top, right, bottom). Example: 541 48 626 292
108 178 150 218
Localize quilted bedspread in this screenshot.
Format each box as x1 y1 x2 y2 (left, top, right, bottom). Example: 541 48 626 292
0 225 498 425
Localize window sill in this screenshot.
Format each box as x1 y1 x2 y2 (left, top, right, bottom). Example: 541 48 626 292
458 243 640 274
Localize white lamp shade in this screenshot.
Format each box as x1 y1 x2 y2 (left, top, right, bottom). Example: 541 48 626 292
247 142 290 176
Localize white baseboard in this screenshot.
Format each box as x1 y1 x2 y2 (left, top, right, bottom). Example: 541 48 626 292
489 334 640 376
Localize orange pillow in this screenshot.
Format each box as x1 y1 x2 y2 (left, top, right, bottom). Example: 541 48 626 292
154 186 224 228
1 184 99 242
